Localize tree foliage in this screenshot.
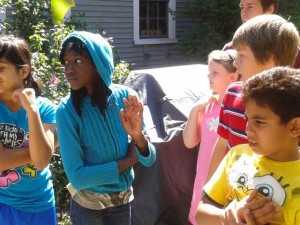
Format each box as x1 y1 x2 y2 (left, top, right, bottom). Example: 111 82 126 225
277 1 300 28
177 0 300 63
177 0 240 63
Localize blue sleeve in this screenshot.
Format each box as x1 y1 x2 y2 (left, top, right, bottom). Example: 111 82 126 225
135 140 156 167
56 100 120 190
37 97 56 124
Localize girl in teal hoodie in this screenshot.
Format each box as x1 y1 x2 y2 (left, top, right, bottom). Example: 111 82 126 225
56 31 156 225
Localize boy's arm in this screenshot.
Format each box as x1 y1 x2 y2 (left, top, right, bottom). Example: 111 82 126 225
206 136 228 182
196 195 248 225
196 195 226 225
196 192 277 225
235 190 277 224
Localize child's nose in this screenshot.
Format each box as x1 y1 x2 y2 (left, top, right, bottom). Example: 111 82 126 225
245 122 253 136
65 64 73 74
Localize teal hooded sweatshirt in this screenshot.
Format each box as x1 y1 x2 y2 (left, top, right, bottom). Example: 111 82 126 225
56 31 156 194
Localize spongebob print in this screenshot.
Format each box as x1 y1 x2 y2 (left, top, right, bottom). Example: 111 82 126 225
204 145 300 224
227 156 288 207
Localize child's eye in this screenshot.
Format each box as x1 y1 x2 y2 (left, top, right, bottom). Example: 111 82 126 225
76 59 82 64
255 120 265 125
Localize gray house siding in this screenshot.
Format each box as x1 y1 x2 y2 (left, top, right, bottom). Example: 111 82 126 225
72 0 194 69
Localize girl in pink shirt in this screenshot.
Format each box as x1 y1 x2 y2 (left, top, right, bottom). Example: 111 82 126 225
183 50 239 225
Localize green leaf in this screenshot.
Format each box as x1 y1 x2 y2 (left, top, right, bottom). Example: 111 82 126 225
51 0 75 25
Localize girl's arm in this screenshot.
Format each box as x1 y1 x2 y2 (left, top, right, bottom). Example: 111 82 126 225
0 124 55 171
117 141 138 173
183 100 208 149
0 144 31 171
27 111 55 170
12 88 55 170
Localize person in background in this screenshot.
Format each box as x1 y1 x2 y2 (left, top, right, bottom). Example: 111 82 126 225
0 36 57 224
196 66 300 225
223 0 278 51
56 31 156 225
206 14 299 190
183 49 239 225
223 0 300 69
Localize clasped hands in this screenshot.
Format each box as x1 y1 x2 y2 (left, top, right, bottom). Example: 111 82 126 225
223 190 280 225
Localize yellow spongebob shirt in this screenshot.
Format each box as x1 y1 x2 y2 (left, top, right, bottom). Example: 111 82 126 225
204 144 300 225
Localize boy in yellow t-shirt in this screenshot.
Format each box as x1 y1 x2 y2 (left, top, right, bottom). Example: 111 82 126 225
196 67 300 225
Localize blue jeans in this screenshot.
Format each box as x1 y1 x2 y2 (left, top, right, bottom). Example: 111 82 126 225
70 199 131 225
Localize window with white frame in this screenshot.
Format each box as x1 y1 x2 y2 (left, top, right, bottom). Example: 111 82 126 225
133 0 177 45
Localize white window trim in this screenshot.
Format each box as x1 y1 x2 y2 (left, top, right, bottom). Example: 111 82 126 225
133 0 177 45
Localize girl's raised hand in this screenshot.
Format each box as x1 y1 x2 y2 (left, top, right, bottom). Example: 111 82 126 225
12 88 37 112
120 94 143 139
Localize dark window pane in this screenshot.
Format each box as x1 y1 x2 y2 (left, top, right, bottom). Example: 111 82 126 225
149 19 158 31
148 2 158 18
158 19 167 36
158 2 167 18
139 0 169 39
140 19 148 37
140 2 147 18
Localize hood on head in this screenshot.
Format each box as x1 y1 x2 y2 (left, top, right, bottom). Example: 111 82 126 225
62 31 114 87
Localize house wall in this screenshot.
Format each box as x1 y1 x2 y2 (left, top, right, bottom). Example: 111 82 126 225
72 0 194 69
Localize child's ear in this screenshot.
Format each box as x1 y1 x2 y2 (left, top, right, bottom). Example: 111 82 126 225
265 54 276 68
230 72 239 82
266 3 275 14
19 65 30 79
290 118 300 137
